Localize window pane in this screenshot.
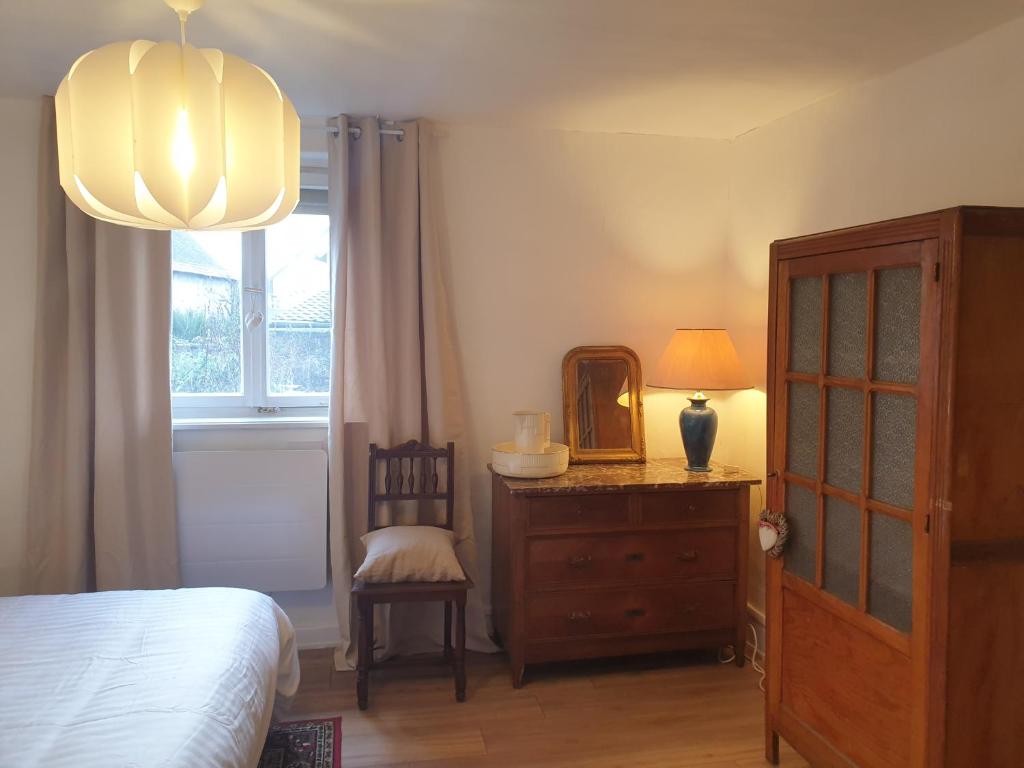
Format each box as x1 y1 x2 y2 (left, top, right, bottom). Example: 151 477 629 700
870 392 917 510
869 512 913 633
823 495 860 607
873 266 921 383
786 381 820 479
827 271 867 378
784 483 817 584
170 231 242 395
266 213 332 396
825 386 864 493
789 276 822 374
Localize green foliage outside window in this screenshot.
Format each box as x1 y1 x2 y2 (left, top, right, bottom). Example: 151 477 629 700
268 328 332 395
171 290 242 394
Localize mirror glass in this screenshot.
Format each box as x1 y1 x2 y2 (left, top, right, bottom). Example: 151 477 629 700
575 358 632 450
562 346 645 463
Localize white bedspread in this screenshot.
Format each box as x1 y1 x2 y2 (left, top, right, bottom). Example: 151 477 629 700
0 588 300 768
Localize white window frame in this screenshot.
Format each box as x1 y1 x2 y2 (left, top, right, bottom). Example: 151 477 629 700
172 190 331 418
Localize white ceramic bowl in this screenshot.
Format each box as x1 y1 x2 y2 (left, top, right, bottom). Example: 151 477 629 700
491 441 569 478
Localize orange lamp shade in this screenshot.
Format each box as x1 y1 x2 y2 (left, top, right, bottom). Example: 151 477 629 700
648 329 751 392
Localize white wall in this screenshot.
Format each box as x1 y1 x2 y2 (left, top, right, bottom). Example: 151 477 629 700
0 97 39 595
727 15 1024 612
434 124 764 614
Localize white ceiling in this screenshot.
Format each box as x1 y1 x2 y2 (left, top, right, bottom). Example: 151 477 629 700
2 0 1023 138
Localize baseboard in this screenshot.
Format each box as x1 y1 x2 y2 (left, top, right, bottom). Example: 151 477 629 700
295 605 768 656
295 624 341 650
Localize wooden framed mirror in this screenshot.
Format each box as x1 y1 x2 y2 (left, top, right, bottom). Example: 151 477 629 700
562 345 646 463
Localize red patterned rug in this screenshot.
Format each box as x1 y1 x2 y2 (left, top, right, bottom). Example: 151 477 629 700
258 717 341 768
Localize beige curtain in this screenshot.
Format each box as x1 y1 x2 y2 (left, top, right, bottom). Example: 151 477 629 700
23 97 180 595
328 116 494 669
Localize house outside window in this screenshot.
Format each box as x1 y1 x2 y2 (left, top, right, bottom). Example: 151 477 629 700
170 190 331 417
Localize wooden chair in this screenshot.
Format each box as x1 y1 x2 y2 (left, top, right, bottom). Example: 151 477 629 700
352 440 470 710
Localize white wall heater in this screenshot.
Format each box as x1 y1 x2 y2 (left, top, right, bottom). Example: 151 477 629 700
173 449 328 592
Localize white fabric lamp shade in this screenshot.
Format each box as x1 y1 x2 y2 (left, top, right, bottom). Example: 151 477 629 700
648 329 752 391
55 39 300 231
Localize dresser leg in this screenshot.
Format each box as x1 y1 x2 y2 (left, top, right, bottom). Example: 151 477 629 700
765 726 780 764
511 663 525 689
734 637 746 668
509 644 526 688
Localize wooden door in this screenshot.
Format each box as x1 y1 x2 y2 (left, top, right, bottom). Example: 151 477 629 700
766 239 941 767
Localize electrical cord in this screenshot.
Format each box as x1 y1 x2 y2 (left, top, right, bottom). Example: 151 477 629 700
719 623 766 692
749 622 766 692
719 484 767 687
718 623 766 694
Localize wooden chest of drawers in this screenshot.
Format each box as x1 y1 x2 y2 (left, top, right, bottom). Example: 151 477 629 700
491 459 760 686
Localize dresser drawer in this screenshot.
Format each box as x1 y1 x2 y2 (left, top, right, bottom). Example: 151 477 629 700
526 528 737 589
527 493 630 531
639 490 736 525
525 582 736 640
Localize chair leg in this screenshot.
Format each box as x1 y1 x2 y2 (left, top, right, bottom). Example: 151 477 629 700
443 601 453 663
454 599 466 702
357 601 371 711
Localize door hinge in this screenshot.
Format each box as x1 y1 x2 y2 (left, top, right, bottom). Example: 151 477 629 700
933 262 941 282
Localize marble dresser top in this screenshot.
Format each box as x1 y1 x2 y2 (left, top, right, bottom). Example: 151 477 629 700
491 458 761 496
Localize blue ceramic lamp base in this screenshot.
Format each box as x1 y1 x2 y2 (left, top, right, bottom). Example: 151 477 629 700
679 393 718 472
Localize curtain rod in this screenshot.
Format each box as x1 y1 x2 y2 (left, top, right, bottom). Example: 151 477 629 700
325 125 405 138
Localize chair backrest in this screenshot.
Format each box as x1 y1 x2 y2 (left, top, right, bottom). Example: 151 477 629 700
367 440 455 531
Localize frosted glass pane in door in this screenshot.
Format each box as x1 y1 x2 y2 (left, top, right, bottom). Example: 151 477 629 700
784 483 817 584
869 512 913 632
823 495 861 606
828 272 867 378
789 276 822 373
787 382 820 479
870 392 917 510
825 386 864 493
874 267 921 383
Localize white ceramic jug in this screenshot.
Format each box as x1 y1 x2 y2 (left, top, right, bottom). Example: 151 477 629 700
513 410 551 453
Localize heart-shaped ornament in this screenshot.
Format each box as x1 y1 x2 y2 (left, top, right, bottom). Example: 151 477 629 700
244 310 265 330
758 522 780 552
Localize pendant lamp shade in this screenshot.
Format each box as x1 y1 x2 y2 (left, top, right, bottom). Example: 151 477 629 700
55 36 300 231
648 329 752 391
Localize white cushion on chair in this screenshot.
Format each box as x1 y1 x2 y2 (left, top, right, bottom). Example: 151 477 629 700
354 526 466 583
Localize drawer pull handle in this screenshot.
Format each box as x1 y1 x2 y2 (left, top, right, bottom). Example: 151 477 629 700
624 608 646 618
677 550 699 562
680 603 702 615
688 504 697 512
625 552 645 562
566 611 591 622
567 555 592 568
575 507 585 517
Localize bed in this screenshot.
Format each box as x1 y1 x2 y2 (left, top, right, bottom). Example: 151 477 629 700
0 587 300 767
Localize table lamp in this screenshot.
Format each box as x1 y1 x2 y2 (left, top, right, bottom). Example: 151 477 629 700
648 329 752 472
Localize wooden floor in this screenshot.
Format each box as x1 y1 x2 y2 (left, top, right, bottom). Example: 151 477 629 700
290 648 809 767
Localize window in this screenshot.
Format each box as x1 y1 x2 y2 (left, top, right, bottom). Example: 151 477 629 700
171 191 331 416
